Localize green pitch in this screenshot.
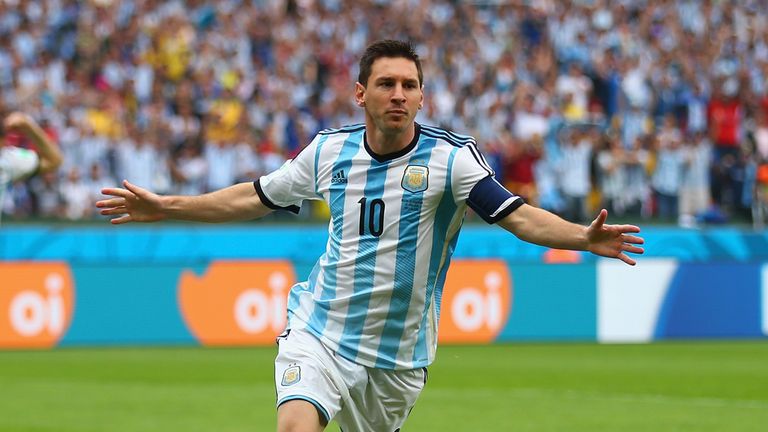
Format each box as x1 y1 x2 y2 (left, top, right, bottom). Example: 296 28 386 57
1 341 766 432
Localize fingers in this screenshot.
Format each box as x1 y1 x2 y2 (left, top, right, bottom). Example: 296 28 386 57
99 206 128 216
95 181 149 225
122 180 147 197
110 214 133 225
97 203 137 224
617 253 637 266
614 224 641 234
621 234 644 245
100 187 133 199
95 197 126 208
592 209 608 228
622 244 645 255
100 180 147 200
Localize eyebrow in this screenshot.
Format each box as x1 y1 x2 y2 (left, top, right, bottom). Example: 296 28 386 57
375 76 419 85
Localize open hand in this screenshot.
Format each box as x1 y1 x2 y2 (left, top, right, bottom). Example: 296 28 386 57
96 180 166 224
586 209 645 265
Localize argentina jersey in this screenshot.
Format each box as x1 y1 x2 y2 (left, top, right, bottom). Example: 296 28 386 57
256 123 523 370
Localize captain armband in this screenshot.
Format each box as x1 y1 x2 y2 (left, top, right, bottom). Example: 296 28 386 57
466 176 524 224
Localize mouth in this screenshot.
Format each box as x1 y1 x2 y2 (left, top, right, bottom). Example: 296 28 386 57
386 109 408 116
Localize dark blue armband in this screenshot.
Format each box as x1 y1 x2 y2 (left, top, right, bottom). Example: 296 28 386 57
467 176 524 224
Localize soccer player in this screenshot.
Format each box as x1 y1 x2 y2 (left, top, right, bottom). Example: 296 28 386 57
0 112 63 224
97 40 644 432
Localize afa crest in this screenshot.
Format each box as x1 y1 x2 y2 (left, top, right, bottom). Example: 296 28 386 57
281 365 301 386
401 165 429 193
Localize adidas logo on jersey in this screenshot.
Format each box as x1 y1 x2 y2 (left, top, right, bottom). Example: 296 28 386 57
331 170 348 184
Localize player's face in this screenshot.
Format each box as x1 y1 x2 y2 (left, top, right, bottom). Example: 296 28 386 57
356 57 423 134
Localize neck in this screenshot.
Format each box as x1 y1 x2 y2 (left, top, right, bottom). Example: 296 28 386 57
365 120 416 156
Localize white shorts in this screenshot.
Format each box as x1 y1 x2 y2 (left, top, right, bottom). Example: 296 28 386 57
275 328 428 431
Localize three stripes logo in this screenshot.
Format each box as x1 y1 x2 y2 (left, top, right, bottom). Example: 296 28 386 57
331 169 348 184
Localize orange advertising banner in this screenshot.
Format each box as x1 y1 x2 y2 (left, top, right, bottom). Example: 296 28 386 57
0 262 74 348
179 261 296 346
437 260 512 344
179 259 511 346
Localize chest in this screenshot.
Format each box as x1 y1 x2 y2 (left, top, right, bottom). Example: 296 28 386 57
320 156 448 236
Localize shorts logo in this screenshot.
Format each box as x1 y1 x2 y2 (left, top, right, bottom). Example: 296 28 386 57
401 165 428 193
281 365 301 386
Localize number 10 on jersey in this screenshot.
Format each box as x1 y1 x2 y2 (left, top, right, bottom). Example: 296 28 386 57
358 197 385 237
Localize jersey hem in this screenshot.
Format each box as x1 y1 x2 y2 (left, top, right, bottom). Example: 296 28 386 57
294 321 432 371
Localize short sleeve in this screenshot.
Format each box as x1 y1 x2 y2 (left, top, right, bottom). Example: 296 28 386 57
451 142 522 224
0 147 40 181
255 135 320 213
450 143 495 203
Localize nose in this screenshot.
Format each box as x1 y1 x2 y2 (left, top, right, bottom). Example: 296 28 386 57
391 84 406 103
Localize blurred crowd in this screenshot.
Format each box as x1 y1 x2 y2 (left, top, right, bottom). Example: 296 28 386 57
2 0 768 227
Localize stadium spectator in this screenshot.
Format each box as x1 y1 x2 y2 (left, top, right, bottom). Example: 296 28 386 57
623 135 653 217
556 62 592 122
559 126 595 223
596 133 628 216
651 118 686 221
29 171 63 218
170 142 208 196
1 110 62 222
708 79 745 212
204 136 239 192
679 131 713 227
502 133 542 206
59 166 91 220
752 109 768 163
533 143 564 214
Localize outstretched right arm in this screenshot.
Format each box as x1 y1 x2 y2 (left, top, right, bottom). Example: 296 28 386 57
96 180 273 224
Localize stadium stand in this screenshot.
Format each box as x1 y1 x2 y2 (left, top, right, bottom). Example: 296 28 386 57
1 0 767 227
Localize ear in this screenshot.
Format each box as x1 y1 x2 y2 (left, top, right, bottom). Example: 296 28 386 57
418 86 424 110
355 82 366 107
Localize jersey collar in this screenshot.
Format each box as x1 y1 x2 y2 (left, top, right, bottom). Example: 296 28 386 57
363 123 421 163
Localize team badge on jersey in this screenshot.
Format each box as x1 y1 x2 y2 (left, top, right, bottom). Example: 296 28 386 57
401 165 429 193
281 365 301 386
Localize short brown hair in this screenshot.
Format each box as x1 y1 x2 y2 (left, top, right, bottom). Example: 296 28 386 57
357 40 423 87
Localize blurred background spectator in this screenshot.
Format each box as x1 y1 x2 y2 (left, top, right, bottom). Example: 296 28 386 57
2 0 768 228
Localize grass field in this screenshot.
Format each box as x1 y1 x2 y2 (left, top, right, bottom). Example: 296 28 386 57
1 341 766 432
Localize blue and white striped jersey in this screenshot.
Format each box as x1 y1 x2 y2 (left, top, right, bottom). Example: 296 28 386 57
256 123 522 370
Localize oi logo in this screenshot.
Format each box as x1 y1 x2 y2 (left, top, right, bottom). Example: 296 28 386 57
0 262 74 348
437 260 511 344
179 261 296 346
234 272 290 334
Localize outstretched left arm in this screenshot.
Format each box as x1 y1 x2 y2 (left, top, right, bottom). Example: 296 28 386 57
497 204 645 266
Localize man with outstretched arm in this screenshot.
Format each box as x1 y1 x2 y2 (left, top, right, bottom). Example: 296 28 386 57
97 40 644 432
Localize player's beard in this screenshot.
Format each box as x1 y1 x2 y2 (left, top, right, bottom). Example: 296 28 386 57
371 109 415 137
